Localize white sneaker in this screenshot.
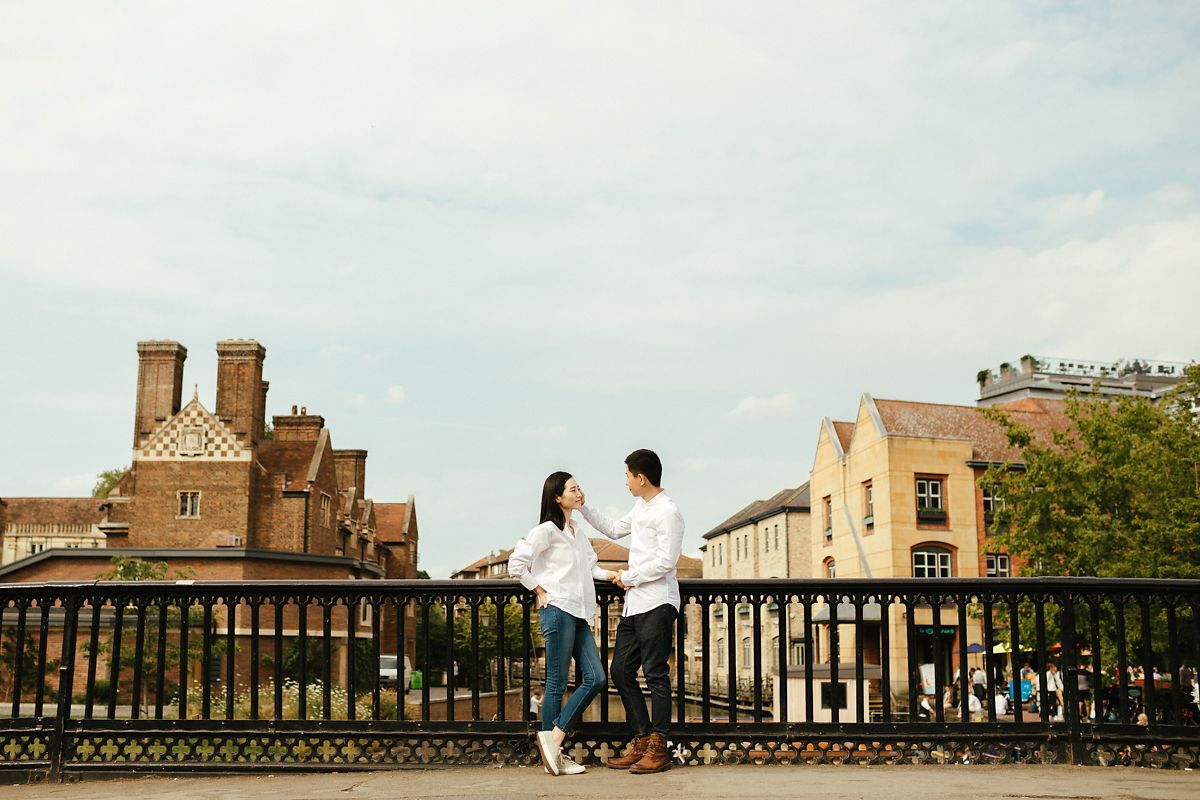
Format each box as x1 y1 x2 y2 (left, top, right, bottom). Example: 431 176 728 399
558 754 586 775
535 730 561 776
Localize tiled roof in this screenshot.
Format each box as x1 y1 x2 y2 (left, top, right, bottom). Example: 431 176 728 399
2 497 103 526
257 440 320 491
832 421 854 452
702 482 810 539
871 397 1070 463
375 502 410 543
590 538 629 562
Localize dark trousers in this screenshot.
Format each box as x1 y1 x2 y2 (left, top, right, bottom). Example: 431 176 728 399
610 603 676 737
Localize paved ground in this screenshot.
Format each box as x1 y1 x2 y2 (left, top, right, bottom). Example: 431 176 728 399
5 765 1197 800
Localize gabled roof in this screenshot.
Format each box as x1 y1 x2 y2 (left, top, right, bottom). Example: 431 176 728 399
257 439 321 491
702 482 810 539
136 395 251 462
2 497 104 527
870 397 1069 463
375 501 411 543
832 421 854 452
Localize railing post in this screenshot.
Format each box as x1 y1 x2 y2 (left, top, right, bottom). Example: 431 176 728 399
1061 597 1084 765
49 593 80 782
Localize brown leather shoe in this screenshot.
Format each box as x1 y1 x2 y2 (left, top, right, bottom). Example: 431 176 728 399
606 735 650 769
629 733 671 774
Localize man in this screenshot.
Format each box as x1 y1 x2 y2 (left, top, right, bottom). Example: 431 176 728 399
580 449 684 775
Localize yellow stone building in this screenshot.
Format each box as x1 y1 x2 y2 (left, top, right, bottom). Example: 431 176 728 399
808 394 1069 705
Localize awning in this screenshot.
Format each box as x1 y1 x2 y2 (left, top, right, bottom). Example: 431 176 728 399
812 601 883 623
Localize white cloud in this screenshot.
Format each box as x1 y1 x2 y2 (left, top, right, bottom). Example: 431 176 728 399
726 393 799 421
0 2 1197 581
348 394 369 407
385 385 406 404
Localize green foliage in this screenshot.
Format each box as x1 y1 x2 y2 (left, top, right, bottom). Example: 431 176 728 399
0 629 61 704
263 637 375 695
92 466 128 498
414 601 541 690
979 364 1200 579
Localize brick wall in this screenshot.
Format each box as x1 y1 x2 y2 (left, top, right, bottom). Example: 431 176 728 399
119 460 252 549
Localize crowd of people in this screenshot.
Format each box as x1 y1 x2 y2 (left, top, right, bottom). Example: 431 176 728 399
921 659 1198 725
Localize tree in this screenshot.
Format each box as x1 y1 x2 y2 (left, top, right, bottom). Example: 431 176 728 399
979 368 1200 677
92 466 128 498
980 364 1200 579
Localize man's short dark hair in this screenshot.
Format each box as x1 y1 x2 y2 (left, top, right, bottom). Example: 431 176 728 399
625 449 662 487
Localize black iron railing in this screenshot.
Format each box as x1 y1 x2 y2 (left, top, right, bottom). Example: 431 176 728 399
1 577 1198 779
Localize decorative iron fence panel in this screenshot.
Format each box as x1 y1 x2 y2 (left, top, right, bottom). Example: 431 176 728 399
1 577 1198 779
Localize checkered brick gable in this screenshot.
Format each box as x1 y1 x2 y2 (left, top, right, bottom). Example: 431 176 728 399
136 398 252 462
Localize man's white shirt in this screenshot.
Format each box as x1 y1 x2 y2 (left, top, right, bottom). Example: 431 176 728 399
507 520 607 620
579 491 685 617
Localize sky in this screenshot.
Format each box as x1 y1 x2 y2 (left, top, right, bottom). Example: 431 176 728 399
1 2 1198 579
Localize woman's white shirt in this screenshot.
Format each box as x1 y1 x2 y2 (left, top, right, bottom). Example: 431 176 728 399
507 519 607 620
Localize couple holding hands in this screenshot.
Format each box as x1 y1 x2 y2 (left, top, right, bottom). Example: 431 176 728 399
507 448 684 776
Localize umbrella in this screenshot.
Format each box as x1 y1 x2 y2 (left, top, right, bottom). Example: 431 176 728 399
966 643 987 654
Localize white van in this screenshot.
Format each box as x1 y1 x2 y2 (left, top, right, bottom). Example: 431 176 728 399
379 654 412 691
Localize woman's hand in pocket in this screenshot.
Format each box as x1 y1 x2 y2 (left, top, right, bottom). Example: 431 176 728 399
535 587 549 609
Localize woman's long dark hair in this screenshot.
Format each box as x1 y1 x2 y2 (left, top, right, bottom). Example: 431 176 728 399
540 471 572 530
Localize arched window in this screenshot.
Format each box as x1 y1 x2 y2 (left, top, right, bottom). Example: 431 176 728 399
717 639 725 667
912 545 953 578
742 637 752 664
824 557 836 578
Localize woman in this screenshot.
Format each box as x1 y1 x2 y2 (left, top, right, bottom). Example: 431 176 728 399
508 471 616 776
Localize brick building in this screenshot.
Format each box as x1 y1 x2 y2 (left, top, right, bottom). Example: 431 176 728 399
0 339 420 699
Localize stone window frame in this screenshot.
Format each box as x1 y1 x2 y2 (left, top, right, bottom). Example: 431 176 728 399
911 543 955 578
320 493 332 528
862 480 875 531
824 556 836 578
915 474 949 529
177 490 201 519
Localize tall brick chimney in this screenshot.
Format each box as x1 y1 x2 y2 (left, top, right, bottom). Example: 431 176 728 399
133 340 187 447
272 408 325 442
334 449 368 495
215 339 266 446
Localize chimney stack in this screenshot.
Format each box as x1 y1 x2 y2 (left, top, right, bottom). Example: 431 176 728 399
272 408 325 442
216 339 267 446
134 340 187 447
334 449 368 496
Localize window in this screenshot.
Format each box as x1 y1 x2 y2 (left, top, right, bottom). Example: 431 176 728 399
736 538 741 560
718 542 723 565
360 599 372 625
742 637 752 665
790 638 807 665
983 488 1005 525
986 553 1011 577
774 525 779 550
824 558 836 578
764 527 768 552
863 481 874 526
822 496 832 540
912 546 953 578
320 493 332 527
915 477 946 524
717 639 725 668
178 491 200 518
30 541 46 555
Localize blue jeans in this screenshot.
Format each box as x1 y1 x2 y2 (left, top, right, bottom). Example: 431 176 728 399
540 604 606 732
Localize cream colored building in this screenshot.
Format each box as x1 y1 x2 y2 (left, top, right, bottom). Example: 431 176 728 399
694 484 811 700
0 497 106 566
808 394 1068 709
